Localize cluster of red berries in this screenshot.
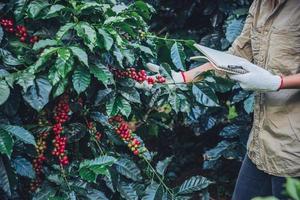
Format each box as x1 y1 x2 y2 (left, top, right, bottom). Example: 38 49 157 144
30 132 48 192
113 68 147 82
87 121 102 141
109 115 145 156
51 96 70 166
147 75 166 84
15 25 28 42
112 67 166 84
0 18 39 43
0 19 14 33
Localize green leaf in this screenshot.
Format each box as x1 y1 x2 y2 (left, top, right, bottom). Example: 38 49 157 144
112 4 128 14
0 157 11 197
113 47 124 67
204 76 234 93
86 189 109 200
120 87 140 103
119 98 131 117
14 0 27 21
0 48 22 66
203 141 231 164
0 80 10 105
44 4 65 19
286 178 300 200
177 176 211 195
32 183 56 200
106 97 120 117
133 1 154 20
48 67 60 86
227 105 238 121
90 63 113 86
12 157 35 178
118 182 138 200
131 43 154 56
225 18 244 43
27 0 50 19
98 28 114 51
80 156 117 169
219 125 241 138
54 57 74 84
33 39 58 51
30 47 58 72
57 48 71 62
79 167 97 183
156 156 173 176
52 78 68 98
69 46 89 67
244 94 254 114
252 197 279 200
104 16 127 25
94 88 113 105
79 156 116 182
170 42 186 71
122 49 135 65
0 26 3 43
0 125 36 145
72 66 91 94
56 23 76 40
75 22 97 52
0 129 13 157
48 50 74 86
192 84 219 107
16 71 35 92
168 93 190 113
115 158 142 181
69 191 76 200
22 77 52 111
142 182 163 200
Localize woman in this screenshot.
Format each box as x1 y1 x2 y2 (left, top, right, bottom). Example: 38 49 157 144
145 0 300 199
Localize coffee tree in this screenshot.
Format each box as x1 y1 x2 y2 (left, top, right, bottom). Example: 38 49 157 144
0 0 253 199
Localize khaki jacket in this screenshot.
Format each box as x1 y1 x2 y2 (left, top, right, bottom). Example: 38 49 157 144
228 0 300 176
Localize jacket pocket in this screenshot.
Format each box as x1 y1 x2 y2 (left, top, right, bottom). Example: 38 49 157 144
267 26 300 75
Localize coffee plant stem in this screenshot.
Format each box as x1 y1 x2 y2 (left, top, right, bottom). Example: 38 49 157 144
60 166 72 192
92 138 105 155
146 34 194 44
143 157 174 198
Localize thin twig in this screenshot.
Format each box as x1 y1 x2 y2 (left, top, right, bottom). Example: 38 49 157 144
60 166 72 192
143 157 174 198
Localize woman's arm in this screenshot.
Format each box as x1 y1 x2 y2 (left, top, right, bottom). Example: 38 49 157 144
281 74 300 89
183 62 214 82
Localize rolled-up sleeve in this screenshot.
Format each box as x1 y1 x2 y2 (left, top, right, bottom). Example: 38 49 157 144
227 0 258 62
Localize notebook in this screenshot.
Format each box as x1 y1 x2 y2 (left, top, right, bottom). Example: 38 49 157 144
192 44 249 74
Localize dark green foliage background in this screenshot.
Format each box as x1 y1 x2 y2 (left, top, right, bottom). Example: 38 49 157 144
0 0 256 199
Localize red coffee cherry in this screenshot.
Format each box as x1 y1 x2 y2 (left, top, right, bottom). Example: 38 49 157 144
109 115 144 156
51 95 70 166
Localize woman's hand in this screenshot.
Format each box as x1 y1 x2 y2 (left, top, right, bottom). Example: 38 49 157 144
229 62 282 92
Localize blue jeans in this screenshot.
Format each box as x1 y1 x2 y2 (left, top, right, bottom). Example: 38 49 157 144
232 156 288 200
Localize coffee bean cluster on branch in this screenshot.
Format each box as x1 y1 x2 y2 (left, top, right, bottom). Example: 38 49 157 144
87 121 102 141
112 67 166 85
51 95 70 166
30 132 48 191
109 115 147 157
0 18 39 43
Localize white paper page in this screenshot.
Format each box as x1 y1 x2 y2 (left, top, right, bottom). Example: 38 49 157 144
193 44 250 74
